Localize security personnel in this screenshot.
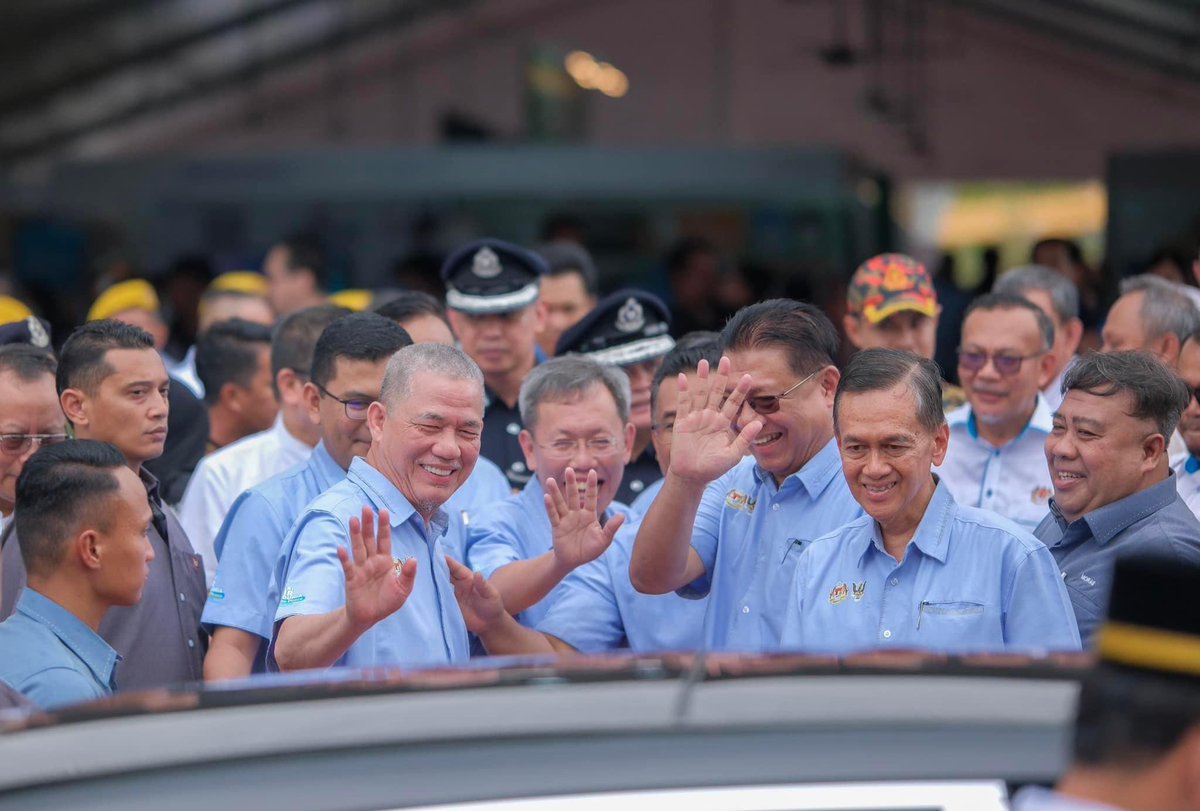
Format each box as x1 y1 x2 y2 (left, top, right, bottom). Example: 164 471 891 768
556 290 676 505
443 239 547 490
1011 555 1200 810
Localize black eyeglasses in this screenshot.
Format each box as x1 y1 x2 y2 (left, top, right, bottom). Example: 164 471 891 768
744 369 819 415
957 348 1044 376
314 383 372 421
0 433 68 455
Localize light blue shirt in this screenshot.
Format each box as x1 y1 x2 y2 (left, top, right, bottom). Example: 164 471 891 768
938 395 1054 530
465 476 631 629
628 477 664 519
441 455 512 563
682 438 864 652
271 457 469 669
202 442 346 651
781 480 1081 654
0 590 118 710
537 515 707 653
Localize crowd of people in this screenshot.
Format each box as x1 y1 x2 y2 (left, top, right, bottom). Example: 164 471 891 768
0 235 1198 718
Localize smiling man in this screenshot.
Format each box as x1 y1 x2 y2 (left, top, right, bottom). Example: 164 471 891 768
780 349 1079 654
630 300 863 652
938 294 1057 530
0 321 207 691
1034 351 1200 646
465 356 633 628
1173 329 1200 518
0 346 66 533
272 343 486 670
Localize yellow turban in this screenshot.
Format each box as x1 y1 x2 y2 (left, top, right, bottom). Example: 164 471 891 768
328 289 373 312
87 279 160 322
209 271 269 297
0 296 33 326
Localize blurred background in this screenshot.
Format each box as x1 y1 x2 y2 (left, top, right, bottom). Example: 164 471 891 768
0 0 1197 371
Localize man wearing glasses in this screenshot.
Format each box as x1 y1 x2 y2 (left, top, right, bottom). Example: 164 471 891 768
0 345 67 534
1171 327 1200 518
201 313 411 680
466 356 633 629
937 294 1058 531
631 300 863 652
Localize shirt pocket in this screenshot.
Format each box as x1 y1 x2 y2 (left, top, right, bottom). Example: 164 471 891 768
915 600 1000 649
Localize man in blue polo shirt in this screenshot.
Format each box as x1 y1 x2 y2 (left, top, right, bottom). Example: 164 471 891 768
200 313 412 680
938 293 1058 530
0 441 154 709
631 300 864 652
271 343 485 670
780 349 1079 654
1035 350 1200 645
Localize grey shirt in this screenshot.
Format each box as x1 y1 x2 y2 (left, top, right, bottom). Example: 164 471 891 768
0 468 206 692
1034 473 1200 646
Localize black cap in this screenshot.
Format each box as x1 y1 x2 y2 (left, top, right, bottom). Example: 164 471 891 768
0 317 51 349
441 238 547 315
1096 555 1200 678
555 289 675 366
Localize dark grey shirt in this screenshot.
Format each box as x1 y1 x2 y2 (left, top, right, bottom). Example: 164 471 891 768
1034 473 1200 646
0 468 206 692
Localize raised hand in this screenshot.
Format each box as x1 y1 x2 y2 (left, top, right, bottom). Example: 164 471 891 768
545 467 625 572
447 555 507 634
340 506 417 632
668 356 761 485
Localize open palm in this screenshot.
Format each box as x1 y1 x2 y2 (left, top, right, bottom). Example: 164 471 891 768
545 467 625 571
669 356 761 485
447 556 506 634
340 506 418 631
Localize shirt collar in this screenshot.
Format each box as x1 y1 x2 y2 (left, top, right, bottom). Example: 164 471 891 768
1186 454 1200 475
751 436 841 497
309 441 347 487
16 589 118 690
346 457 449 539
1050 474 1180 545
137 466 161 506
953 394 1053 443
858 477 954 566
274 412 312 456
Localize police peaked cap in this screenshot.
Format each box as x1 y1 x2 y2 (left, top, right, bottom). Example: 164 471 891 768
441 238 547 315
555 289 675 366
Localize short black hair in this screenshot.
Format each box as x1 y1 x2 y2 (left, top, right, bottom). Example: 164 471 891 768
277 235 329 289
721 299 840 379
1062 351 1191 439
835 348 944 435
57 320 155 396
665 237 717 277
650 333 723 418
963 292 1056 352
15 440 128 577
310 313 413 389
0 344 56 382
536 241 599 295
373 291 451 330
195 318 273 406
1032 237 1084 265
269 304 351 396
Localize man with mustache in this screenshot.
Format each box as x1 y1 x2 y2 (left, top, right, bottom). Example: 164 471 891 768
938 294 1058 531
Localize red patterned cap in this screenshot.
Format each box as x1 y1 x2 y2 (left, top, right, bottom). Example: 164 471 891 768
847 253 938 325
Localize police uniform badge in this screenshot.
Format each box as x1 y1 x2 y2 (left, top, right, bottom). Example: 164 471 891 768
615 297 646 334
26 317 49 348
852 582 866 601
471 247 502 279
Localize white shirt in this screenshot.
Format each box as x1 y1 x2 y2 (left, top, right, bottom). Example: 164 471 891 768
1041 355 1076 412
163 345 203 399
178 415 312 586
1173 453 1200 520
937 394 1054 531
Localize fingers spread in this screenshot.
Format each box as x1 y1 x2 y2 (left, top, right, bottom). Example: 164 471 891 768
348 516 367 566
732 419 763 457
376 509 392 559
721 373 754 423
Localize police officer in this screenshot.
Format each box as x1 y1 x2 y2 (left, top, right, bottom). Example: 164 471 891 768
1011 555 1200 810
555 290 676 504
443 239 547 490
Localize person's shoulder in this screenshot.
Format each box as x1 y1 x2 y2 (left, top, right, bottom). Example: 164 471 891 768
941 382 967 412
951 502 1046 552
20 666 105 708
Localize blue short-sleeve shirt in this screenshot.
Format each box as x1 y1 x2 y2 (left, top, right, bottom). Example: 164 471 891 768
465 476 631 628
682 438 864 652
1035 473 1200 646
0 590 119 710
781 480 1081 654
202 442 346 650
271 457 469 669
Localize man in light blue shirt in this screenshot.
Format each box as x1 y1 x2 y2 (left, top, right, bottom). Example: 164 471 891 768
781 349 1079 654
0 441 153 709
466 356 633 629
1035 350 1200 645
201 312 412 680
631 300 863 652
271 344 488 670
939 294 1058 530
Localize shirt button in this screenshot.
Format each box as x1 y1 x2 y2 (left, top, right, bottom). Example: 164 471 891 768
741 606 750 614
882 630 892 639
772 504 780 511
889 577 899 586
506 422 521 436
986 489 994 497
178 592 186 602
187 639 196 648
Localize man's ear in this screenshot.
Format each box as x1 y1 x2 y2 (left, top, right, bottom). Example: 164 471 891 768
75 528 102 571
1037 349 1057 389
1142 431 1167 469
60 388 89 428
819 366 841 406
842 314 862 350
220 382 243 414
302 381 322 426
623 421 636 464
1064 317 1084 356
518 429 537 472
366 400 387 444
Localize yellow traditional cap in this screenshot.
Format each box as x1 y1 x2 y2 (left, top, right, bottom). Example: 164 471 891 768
0 296 34 326
209 271 269 297
87 279 160 322
328 289 373 312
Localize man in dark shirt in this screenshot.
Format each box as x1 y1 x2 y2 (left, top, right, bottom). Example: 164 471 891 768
1 320 207 692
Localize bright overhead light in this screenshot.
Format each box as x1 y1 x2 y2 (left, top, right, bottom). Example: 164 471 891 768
563 50 628 98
